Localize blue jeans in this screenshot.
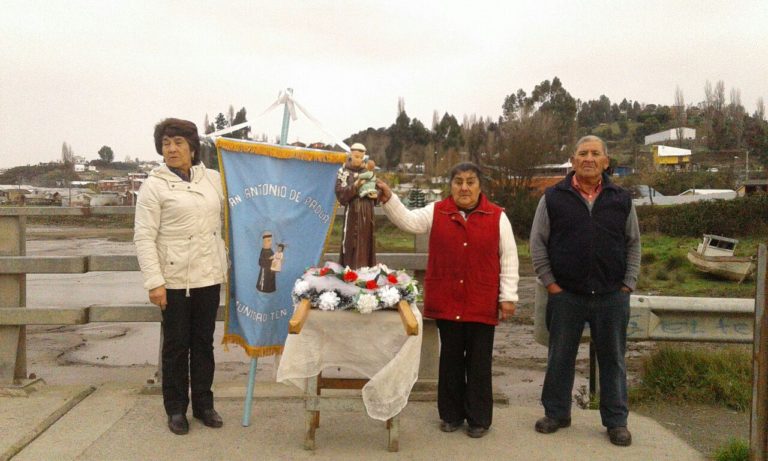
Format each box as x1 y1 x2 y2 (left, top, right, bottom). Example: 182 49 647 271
541 289 630 428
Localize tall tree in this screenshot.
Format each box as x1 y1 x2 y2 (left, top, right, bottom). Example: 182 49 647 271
61 142 74 167
492 112 559 197
98 145 114 163
227 105 235 125
227 107 250 139
203 114 214 134
503 77 576 147
673 86 686 147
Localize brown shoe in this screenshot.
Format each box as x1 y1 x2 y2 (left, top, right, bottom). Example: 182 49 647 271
608 426 632 446
193 408 223 428
534 416 571 434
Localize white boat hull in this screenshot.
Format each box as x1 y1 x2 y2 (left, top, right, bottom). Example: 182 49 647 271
686 250 756 282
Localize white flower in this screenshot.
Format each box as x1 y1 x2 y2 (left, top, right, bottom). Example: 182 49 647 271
377 286 401 307
357 293 378 314
293 280 310 296
318 291 340 311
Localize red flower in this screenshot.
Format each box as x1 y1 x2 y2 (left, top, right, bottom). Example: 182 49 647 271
319 267 330 276
387 274 398 284
366 280 378 289
343 271 358 282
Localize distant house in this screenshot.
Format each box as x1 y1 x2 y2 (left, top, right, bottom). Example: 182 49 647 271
652 145 691 171
736 179 768 197
644 128 696 145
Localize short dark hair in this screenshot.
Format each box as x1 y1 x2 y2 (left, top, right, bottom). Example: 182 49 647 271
153 118 201 165
449 162 483 184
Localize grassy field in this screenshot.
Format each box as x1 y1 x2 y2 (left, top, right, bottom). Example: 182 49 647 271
636 233 760 298
24 214 763 297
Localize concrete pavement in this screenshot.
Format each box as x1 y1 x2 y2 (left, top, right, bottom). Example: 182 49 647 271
1 382 704 461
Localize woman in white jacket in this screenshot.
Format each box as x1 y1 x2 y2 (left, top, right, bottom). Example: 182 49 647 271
134 118 228 435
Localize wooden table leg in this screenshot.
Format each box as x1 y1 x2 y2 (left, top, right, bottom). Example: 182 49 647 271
304 375 318 450
388 415 400 452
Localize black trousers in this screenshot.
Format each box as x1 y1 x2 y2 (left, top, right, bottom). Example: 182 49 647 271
161 284 220 416
436 319 495 429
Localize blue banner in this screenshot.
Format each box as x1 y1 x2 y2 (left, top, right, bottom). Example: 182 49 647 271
217 139 346 357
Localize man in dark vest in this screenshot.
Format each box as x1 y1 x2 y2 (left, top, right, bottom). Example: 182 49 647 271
530 135 641 446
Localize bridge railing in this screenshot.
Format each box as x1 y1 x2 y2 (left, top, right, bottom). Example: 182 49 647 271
0 206 434 389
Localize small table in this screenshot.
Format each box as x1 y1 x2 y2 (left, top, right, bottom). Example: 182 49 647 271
277 302 422 451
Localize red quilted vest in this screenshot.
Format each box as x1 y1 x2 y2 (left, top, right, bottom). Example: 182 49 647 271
424 194 502 326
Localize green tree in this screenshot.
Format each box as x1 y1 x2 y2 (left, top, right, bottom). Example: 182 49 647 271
98 145 114 163
407 188 426 208
227 107 250 139
503 77 576 146
385 110 411 167
214 113 228 131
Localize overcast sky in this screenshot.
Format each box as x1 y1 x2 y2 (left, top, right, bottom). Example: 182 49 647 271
1 0 766 168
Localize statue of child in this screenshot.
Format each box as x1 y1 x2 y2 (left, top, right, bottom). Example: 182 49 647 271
357 159 378 199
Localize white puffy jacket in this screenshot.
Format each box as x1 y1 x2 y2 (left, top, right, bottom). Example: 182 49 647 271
134 163 228 293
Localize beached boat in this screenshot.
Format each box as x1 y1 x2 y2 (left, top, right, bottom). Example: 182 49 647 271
686 234 757 282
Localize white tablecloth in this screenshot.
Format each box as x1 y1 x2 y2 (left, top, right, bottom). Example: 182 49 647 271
276 304 423 421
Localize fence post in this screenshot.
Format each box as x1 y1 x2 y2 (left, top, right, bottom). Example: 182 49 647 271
751 244 767 461
0 214 26 385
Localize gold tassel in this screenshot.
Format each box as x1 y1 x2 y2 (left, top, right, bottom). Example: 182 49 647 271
216 138 346 164
222 334 285 358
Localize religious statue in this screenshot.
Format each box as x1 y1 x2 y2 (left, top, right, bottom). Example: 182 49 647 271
335 143 376 269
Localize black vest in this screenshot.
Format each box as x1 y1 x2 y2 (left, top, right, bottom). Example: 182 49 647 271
544 173 631 295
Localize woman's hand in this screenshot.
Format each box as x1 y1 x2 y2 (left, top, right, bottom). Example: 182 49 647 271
149 286 167 310
375 179 393 204
498 301 516 321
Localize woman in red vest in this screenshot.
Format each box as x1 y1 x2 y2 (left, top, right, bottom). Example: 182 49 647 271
376 162 519 438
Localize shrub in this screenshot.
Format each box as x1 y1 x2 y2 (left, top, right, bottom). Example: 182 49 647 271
637 195 768 237
632 347 751 411
712 437 749 461
654 269 670 281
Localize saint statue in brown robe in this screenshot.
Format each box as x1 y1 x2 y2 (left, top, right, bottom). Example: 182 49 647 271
335 143 376 270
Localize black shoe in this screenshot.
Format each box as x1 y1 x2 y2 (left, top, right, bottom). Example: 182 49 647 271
193 408 223 428
534 416 571 434
167 414 189 435
467 426 488 438
607 426 632 446
439 420 463 432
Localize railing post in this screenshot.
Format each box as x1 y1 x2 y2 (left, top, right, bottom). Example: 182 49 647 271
751 244 767 461
0 214 27 385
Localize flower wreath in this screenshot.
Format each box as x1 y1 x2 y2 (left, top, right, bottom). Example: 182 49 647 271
291 262 418 314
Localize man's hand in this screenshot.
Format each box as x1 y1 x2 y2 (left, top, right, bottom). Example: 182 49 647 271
498 301 516 321
546 283 563 295
375 179 393 204
620 285 632 293
149 286 167 310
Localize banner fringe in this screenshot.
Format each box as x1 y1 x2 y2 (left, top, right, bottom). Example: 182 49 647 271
216 138 347 164
222 334 285 358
